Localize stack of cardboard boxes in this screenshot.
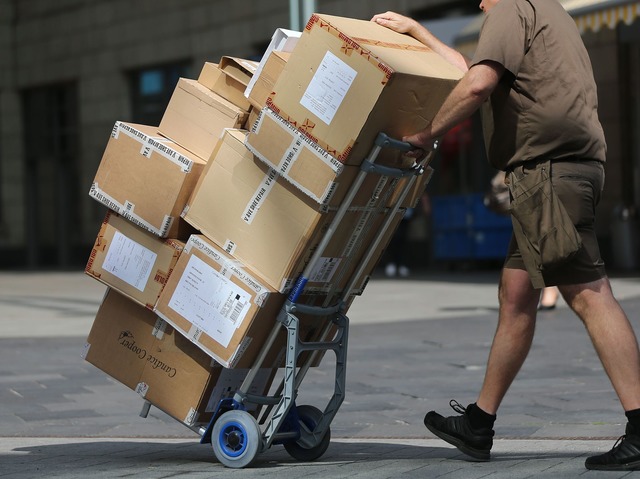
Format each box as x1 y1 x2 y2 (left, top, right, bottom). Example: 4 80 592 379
82 14 462 430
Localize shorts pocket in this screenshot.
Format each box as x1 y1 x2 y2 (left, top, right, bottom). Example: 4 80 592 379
509 162 582 271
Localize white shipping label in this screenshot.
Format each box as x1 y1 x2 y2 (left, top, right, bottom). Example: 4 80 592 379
168 255 252 348
300 50 357 125
308 257 341 283
102 231 157 292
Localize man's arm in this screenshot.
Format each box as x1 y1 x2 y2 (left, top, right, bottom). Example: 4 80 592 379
404 60 504 151
372 11 469 72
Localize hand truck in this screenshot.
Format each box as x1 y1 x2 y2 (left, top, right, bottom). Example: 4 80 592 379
194 132 437 468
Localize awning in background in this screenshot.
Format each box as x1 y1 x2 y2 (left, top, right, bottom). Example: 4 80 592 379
568 0 640 33
454 0 640 48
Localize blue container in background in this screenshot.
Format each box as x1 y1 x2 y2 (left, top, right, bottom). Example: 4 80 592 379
431 194 512 261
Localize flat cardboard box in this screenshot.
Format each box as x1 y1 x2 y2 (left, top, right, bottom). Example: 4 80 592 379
247 51 290 110
83 288 219 426
198 57 258 111
154 235 286 368
244 28 300 102
182 129 407 293
264 13 462 167
85 211 184 309
159 78 247 160
246 107 418 206
89 121 205 238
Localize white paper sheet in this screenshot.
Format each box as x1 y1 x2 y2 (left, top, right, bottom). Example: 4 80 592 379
300 50 357 125
168 255 252 348
102 231 157 292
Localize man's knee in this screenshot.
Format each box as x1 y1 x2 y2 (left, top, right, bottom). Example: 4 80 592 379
499 268 539 313
559 277 613 316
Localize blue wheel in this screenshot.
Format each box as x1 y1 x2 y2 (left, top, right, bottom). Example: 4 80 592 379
211 410 262 468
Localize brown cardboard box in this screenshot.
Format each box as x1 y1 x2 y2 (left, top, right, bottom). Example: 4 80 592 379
263 13 462 167
247 51 290 111
158 78 247 160
83 288 219 426
198 57 258 111
88 121 205 238
85 211 184 309
198 63 250 111
154 235 286 368
245 108 418 206
182 129 406 293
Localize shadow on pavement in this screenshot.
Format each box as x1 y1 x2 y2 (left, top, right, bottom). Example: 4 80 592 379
1 438 595 475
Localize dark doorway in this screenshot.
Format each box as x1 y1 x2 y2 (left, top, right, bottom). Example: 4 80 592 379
22 82 82 269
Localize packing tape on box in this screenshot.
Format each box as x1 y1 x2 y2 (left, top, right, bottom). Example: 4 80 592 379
112 121 195 173
88 184 174 237
152 318 167 339
241 168 278 225
304 14 431 74
145 136 195 173
184 407 198 426
112 121 150 142
248 107 344 204
228 337 253 369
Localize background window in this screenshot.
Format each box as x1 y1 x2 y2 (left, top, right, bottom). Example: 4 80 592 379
129 61 192 126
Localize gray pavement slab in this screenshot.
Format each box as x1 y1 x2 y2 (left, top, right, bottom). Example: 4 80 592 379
0 437 635 478
1 269 640 477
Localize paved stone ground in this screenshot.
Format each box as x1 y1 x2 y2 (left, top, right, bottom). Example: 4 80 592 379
1 270 640 477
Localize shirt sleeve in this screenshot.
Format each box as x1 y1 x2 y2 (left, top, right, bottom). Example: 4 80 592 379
471 0 530 77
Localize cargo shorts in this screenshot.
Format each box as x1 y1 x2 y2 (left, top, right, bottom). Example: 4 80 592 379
504 159 607 287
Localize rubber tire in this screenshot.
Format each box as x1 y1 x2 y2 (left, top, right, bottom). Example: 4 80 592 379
211 410 262 468
283 405 331 461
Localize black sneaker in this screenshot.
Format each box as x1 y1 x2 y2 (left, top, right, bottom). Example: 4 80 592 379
424 400 494 461
585 423 640 471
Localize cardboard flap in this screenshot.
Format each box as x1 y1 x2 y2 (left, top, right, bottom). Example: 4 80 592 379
177 78 245 119
244 28 301 99
219 57 259 86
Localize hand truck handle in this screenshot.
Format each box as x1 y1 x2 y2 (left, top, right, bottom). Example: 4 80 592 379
360 160 423 178
375 132 413 151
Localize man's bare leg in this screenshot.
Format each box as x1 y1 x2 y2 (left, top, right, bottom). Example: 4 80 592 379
476 267 539 415
422 267 538 461
560 277 640 411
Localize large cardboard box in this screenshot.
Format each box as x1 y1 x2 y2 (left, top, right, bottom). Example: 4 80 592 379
154 235 286 368
198 57 258 111
247 51 290 111
85 211 184 309
89 121 205 238
182 129 407 293
262 13 462 167
83 288 219 426
245 107 420 206
159 78 247 160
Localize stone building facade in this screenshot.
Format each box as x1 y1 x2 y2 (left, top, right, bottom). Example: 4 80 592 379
0 0 637 270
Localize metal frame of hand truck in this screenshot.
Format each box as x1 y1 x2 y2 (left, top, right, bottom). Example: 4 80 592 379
195 132 436 468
